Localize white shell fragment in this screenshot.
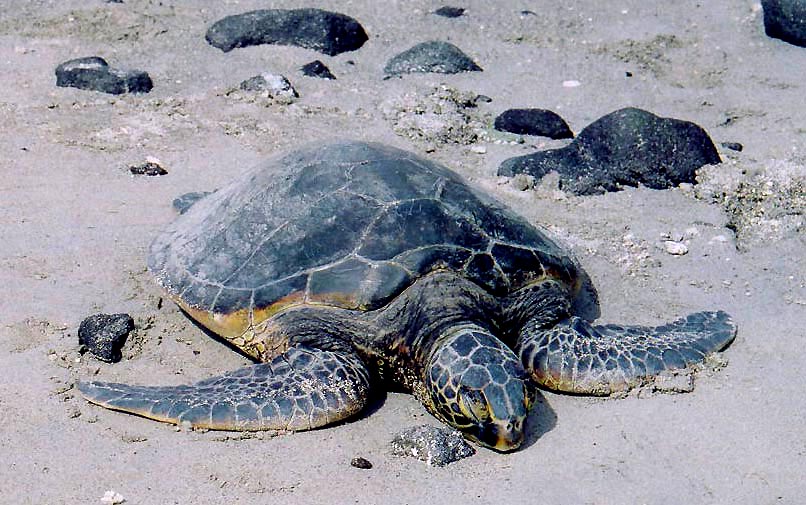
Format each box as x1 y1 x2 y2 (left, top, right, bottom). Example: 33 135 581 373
663 241 689 255
100 490 125 504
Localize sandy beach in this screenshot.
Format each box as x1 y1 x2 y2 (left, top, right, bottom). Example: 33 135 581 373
1 1 804 504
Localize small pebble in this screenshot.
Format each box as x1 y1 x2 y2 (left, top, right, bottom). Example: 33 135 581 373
129 161 167 176
301 60 336 80
721 141 743 152
664 241 689 256
562 80 581 88
350 457 373 469
434 6 465 18
239 73 298 100
470 145 487 154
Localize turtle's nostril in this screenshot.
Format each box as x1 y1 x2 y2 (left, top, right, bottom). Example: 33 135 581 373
491 420 525 451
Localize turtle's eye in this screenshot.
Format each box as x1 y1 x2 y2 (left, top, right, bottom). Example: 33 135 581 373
459 387 490 422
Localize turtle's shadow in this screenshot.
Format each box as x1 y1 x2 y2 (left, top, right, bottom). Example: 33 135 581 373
360 389 389 418
520 390 558 450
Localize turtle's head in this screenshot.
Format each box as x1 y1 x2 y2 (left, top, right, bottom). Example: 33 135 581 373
425 326 535 452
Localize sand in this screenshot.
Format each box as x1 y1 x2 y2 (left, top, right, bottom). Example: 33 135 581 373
0 1 804 504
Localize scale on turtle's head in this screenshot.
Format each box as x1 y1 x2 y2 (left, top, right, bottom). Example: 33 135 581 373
79 141 736 452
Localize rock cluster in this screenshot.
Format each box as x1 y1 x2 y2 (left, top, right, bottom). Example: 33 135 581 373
498 107 721 195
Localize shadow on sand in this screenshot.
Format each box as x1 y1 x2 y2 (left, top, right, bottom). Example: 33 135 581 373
520 390 558 450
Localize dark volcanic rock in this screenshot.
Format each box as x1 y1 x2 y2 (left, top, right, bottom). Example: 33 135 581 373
55 57 153 95
434 6 466 18
206 8 368 55
301 60 336 79
390 425 475 466
761 0 806 47
498 107 721 195
384 41 482 75
350 457 373 469
494 108 574 139
173 191 213 214
78 313 134 363
721 141 744 152
129 161 167 176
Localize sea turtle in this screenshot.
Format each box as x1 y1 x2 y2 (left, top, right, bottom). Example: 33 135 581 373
79 141 736 451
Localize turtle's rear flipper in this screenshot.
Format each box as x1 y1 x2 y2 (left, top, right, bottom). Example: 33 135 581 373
78 345 371 431
516 311 737 395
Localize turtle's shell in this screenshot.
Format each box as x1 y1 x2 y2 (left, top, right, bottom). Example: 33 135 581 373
148 142 579 337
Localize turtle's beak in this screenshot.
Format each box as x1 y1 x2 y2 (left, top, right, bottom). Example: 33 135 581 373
469 419 525 452
491 422 525 452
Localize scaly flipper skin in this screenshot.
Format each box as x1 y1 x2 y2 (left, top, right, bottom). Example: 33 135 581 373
78 345 371 431
517 311 737 395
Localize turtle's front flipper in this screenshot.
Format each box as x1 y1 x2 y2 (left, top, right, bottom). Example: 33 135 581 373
78 345 371 431
516 311 737 395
